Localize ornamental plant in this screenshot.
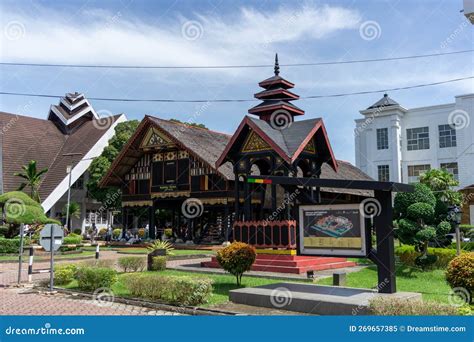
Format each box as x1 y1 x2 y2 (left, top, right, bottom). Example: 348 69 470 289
216 242 256 285
394 183 451 270
75 266 118 291
147 240 174 255
445 253 474 303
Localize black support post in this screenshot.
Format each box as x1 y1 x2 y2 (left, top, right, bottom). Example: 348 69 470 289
373 190 396 293
148 203 156 240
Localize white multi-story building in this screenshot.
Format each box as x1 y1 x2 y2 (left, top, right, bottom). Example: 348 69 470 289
355 93 474 188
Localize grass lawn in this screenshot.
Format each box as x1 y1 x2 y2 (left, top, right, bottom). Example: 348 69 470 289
62 269 301 306
0 251 95 262
316 265 452 304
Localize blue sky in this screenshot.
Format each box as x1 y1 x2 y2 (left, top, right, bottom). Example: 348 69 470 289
0 0 472 163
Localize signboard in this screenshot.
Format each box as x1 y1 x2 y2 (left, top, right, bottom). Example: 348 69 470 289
40 224 64 252
299 204 366 257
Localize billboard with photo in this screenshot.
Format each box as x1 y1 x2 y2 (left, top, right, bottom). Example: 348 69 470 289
298 204 367 257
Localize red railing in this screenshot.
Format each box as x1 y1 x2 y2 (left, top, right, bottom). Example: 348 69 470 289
232 220 297 249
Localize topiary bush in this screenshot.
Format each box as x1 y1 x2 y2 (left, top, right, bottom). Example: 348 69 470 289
445 253 474 303
118 256 146 272
151 256 167 271
75 266 118 291
63 233 83 245
124 273 212 305
54 264 77 285
0 226 8 237
216 242 256 285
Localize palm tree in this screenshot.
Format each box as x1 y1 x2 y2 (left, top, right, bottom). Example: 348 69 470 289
62 202 81 230
14 160 48 202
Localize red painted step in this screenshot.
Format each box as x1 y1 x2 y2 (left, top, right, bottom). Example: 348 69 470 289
201 254 357 274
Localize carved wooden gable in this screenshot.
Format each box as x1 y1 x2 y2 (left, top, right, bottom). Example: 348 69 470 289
241 130 272 153
140 127 173 149
303 138 316 154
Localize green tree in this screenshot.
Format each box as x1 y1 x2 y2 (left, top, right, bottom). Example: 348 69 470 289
14 160 48 202
62 202 81 229
0 191 60 237
87 120 140 208
419 168 462 206
394 183 451 269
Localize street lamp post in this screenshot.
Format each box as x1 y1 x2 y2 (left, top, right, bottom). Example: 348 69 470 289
448 205 463 256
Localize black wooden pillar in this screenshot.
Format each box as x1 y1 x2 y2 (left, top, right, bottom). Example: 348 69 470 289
243 176 251 220
148 203 155 240
121 206 128 238
373 190 396 293
234 172 240 221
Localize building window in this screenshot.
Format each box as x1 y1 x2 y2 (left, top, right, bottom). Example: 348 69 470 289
440 162 459 181
408 164 430 183
376 128 389 150
377 165 390 182
407 127 430 151
438 124 457 148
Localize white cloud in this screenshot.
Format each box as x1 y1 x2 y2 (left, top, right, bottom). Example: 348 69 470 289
0 3 361 67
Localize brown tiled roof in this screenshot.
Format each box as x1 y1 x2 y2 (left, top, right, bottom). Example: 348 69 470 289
0 111 121 202
102 115 372 197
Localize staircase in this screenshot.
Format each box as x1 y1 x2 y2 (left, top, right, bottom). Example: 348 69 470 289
201 254 357 274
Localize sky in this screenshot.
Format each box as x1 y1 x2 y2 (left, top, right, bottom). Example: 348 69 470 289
0 0 473 164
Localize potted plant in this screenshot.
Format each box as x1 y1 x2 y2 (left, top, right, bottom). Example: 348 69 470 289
146 240 174 271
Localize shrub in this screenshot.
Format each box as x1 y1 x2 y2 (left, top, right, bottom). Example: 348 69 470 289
118 256 146 272
54 264 77 285
164 228 173 238
79 259 115 268
63 233 82 245
369 297 459 315
147 240 174 255
138 228 145 238
124 274 212 305
0 226 8 237
395 245 459 269
216 242 256 285
151 256 167 271
446 253 474 301
450 242 474 252
0 237 21 253
113 228 122 238
75 266 117 291
73 229 82 235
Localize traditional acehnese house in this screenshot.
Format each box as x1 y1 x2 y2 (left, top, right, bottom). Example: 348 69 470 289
0 92 126 231
100 58 373 244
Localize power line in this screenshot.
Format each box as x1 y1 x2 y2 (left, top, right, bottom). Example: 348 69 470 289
0 50 472 69
0 76 472 103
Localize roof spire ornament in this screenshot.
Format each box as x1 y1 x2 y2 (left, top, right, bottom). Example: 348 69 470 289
274 53 280 76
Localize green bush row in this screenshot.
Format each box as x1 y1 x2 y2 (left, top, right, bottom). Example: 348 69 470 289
75 266 118 291
0 237 25 254
395 245 460 269
63 233 83 245
124 274 212 305
118 256 146 272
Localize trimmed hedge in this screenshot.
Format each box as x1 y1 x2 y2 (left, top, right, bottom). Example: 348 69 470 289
151 256 167 271
124 274 212 305
118 256 146 272
0 238 22 254
63 233 83 245
54 264 77 285
395 245 459 269
75 266 117 291
369 297 459 315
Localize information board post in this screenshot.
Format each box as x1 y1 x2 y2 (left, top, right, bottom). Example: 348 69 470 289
373 190 396 294
50 226 54 292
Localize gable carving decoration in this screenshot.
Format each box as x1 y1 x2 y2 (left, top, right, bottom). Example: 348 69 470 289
241 130 272 153
140 127 173 149
303 138 316 154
